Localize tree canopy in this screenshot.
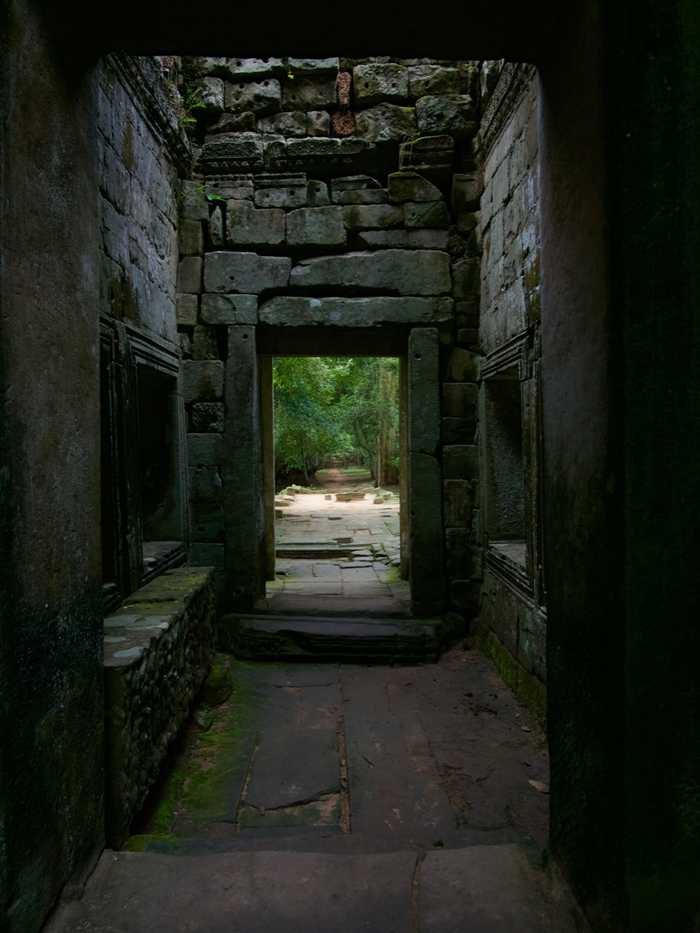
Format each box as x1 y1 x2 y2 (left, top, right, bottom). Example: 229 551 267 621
273 357 400 485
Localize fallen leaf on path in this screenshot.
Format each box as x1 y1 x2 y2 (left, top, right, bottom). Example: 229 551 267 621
528 779 550 794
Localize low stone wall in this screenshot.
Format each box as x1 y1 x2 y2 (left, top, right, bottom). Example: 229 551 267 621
103 566 216 846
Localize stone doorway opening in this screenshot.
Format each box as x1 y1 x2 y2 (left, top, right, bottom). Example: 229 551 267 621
224 326 445 626
260 354 409 617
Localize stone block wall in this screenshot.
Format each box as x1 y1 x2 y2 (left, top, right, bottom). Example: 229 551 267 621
97 55 189 342
474 63 546 710
179 56 485 619
186 56 479 181
103 567 216 846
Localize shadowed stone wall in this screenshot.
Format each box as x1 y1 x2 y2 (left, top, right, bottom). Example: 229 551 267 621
0 4 103 929
473 64 546 714
179 56 483 619
97 55 191 605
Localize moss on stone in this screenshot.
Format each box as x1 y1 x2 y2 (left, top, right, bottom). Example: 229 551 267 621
475 626 546 723
124 656 262 848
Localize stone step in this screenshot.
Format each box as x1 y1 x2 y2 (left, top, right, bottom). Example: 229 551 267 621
275 543 361 559
218 612 443 663
49 844 582 932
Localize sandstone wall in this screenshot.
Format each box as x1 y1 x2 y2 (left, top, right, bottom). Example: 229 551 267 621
96 56 189 342
179 56 484 619
475 63 546 711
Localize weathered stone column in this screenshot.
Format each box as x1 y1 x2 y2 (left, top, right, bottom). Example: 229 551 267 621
399 355 410 580
408 327 445 615
259 355 276 581
224 325 264 608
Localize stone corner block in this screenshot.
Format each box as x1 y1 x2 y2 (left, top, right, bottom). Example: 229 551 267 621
201 293 258 325
204 252 291 294
182 360 224 403
388 171 443 203
286 206 347 248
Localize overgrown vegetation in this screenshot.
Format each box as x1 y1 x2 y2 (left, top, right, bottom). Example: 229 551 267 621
273 357 400 486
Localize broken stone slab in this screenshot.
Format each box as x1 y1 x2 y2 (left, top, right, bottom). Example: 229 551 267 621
332 188 389 205
355 104 417 142
199 133 264 173
306 110 330 136
198 76 224 114
282 77 336 110
205 252 291 294
387 170 443 203
226 200 286 248
287 57 340 74
286 206 347 249
404 200 450 228
416 95 476 138
353 64 409 104
203 173 254 200
200 293 258 325
207 111 257 134
176 293 198 325
331 175 382 192
288 249 451 296
177 256 202 294
219 57 287 79
253 172 308 209
182 361 224 403
259 295 454 327
224 79 282 115
342 204 404 229
399 134 454 174
257 111 306 137
408 65 461 99
353 229 449 250
330 176 385 204
307 180 330 206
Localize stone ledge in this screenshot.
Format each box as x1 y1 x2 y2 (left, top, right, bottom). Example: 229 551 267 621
104 567 216 847
259 295 453 327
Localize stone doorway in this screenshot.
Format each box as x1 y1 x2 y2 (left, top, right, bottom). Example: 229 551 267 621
262 354 407 617
224 326 445 618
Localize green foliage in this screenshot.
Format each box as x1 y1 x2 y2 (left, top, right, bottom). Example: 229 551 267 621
178 86 207 129
273 357 400 483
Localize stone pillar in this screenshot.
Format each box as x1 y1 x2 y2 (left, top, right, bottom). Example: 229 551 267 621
399 355 410 580
224 325 264 608
408 327 445 615
259 355 276 581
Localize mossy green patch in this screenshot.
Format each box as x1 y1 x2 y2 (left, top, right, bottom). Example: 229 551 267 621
476 626 547 723
383 565 402 585
124 833 179 853
127 656 262 846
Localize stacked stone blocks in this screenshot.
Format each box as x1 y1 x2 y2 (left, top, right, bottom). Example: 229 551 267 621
179 56 484 621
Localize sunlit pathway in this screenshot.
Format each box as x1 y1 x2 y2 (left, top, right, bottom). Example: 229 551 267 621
257 483 410 616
